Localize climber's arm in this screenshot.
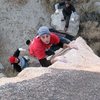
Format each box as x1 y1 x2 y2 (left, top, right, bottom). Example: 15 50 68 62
39 58 51 67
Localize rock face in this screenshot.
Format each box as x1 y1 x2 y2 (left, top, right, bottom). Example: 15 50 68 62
94 2 100 14
0 37 100 100
50 37 100 71
0 63 4 69
51 9 65 31
0 63 5 78
67 12 80 36
0 73 6 78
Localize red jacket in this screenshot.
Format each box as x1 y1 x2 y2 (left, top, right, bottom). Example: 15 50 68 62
29 33 60 59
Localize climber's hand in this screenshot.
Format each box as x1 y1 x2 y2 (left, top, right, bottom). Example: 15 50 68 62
63 43 69 49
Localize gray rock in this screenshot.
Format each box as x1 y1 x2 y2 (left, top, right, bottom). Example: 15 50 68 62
0 63 4 69
0 69 100 100
0 37 100 100
94 2 100 14
51 9 65 31
67 12 80 36
0 73 5 78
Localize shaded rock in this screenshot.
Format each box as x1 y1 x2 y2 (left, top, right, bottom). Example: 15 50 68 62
0 0 51 66
0 63 4 69
94 2 100 14
67 12 80 36
0 73 6 78
51 9 65 31
50 37 100 71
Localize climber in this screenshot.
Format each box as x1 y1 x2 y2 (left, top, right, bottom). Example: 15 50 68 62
8 48 30 72
27 26 77 67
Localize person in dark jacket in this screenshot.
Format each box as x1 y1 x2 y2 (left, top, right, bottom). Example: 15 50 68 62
27 26 77 67
54 0 76 40
62 0 75 31
8 48 29 72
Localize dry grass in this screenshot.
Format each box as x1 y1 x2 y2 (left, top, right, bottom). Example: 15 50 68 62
42 0 61 13
5 0 28 5
3 66 18 77
79 21 100 39
79 0 100 22
78 21 100 57
90 42 100 56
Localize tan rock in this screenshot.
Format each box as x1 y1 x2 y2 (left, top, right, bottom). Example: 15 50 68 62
50 37 100 72
0 37 100 86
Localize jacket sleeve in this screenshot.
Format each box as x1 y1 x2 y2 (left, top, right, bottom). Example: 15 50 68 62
56 38 69 48
39 58 51 67
13 49 20 58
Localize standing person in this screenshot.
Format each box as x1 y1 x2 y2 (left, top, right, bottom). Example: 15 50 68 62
54 0 76 39
62 0 76 31
8 48 29 72
27 26 77 67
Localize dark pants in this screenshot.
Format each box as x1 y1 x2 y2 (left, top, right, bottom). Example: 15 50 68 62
65 16 70 28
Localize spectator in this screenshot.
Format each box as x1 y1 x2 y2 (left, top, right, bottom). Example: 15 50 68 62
8 48 29 72
62 0 76 31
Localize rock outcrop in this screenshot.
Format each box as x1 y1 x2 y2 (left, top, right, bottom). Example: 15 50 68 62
50 37 100 71
0 63 5 78
0 37 100 100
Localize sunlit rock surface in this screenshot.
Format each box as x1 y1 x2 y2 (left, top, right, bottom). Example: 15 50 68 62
0 37 100 100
